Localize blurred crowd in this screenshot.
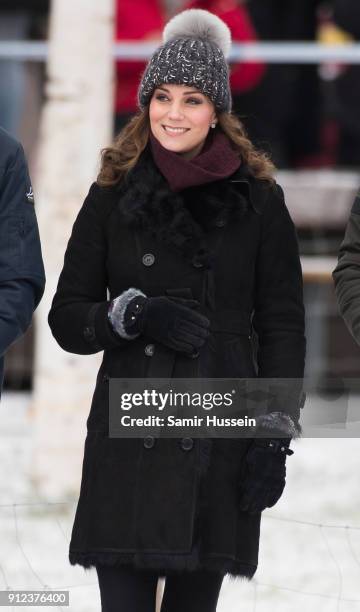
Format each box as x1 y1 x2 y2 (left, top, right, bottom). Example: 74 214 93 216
1 0 360 169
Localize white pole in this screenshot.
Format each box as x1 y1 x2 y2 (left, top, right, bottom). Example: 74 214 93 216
31 0 114 498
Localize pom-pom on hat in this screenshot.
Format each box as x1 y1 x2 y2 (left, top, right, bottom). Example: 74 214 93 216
138 9 232 112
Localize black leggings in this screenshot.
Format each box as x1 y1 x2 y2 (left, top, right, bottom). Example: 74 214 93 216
96 564 224 612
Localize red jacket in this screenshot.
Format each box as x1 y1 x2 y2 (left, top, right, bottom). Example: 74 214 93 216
115 0 165 114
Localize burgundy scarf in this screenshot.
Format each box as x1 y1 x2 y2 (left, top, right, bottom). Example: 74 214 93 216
149 129 241 192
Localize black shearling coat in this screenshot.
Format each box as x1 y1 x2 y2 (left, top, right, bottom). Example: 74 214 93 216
48 145 305 578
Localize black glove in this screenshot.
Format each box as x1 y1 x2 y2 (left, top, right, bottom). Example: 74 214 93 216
238 439 294 514
124 295 210 355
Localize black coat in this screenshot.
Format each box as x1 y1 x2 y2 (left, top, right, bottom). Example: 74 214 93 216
48 147 305 578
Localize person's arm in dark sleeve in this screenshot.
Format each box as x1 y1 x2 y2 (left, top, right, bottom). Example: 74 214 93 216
238 183 305 515
0 142 45 357
252 183 306 433
48 183 133 355
333 194 360 344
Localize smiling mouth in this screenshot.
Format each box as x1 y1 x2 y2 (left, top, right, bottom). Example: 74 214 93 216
162 125 190 135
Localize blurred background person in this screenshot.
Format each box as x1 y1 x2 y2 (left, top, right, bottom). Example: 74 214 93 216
332 0 360 166
245 0 324 168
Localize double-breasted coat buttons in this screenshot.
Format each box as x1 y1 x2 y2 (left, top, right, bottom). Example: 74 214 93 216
142 253 155 267
144 343 155 357
143 436 155 449
192 256 204 268
180 437 194 451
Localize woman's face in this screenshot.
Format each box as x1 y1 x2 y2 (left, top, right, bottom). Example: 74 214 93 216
149 83 217 160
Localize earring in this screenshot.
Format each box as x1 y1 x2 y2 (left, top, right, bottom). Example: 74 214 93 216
210 122 216 129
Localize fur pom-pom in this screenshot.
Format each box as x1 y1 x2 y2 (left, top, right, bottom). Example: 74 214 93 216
163 9 232 57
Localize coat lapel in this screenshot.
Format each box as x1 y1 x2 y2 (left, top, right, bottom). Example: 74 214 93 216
118 146 256 267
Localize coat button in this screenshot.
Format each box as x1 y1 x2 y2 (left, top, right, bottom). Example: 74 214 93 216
142 253 155 267
215 217 226 227
102 373 110 382
192 256 204 268
83 326 95 341
144 343 155 357
188 350 199 359
144 436 155 449
180 437 194 451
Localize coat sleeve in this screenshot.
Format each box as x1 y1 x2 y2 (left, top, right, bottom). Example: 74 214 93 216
332 195 360 344
0 141 45 357
48 183 132 355
252 183 306 423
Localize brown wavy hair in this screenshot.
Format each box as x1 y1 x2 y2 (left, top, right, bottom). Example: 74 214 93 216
97 108 275 187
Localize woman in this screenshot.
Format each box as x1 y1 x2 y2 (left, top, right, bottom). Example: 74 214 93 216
48 8 306 612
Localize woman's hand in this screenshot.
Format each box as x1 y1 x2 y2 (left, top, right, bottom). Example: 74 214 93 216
109 289 211 354
238 439 293 514
125 295 210 355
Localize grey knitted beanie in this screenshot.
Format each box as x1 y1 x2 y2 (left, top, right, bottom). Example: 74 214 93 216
138 9 232 112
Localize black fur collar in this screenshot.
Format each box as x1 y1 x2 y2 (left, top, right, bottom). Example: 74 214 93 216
118 146 254 267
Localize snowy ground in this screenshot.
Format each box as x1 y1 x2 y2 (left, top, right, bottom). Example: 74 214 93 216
0 392 360 611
